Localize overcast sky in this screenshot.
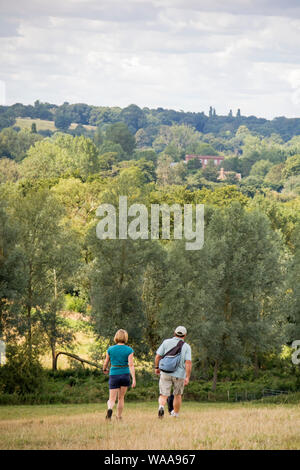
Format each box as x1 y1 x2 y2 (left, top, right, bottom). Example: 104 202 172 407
1 0 300 118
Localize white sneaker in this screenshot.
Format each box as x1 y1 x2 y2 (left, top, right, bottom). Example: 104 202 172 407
170 410 179 418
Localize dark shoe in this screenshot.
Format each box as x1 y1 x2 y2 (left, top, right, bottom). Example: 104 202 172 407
158 407 164 419
106 409 113 420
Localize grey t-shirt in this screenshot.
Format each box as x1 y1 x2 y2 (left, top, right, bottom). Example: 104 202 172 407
156 337 192 379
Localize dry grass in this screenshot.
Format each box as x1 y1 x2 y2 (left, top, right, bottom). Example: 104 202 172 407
15 118 57 131
15 117 96 132
69 123 97 131
0 402 299 450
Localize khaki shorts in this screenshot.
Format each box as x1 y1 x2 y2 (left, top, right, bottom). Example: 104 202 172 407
159 372 185 396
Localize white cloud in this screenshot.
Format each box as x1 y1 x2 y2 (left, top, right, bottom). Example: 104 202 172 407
0 0 300 118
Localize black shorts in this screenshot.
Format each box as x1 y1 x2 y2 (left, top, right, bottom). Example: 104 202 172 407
109 373 131 389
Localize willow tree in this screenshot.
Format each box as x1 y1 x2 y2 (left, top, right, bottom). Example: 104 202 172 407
10 187 79 362
0 194 24 342
87 166 162 354
161 203 283 390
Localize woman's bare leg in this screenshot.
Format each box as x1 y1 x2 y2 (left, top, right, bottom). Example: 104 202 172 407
117 387 127 418
107 388 119 409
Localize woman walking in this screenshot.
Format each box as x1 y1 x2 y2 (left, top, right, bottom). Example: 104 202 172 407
103 329 136 420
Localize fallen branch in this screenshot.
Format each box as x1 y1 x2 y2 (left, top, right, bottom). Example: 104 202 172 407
54 351 101 370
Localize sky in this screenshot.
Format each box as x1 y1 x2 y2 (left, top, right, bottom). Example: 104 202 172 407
1 0 300 119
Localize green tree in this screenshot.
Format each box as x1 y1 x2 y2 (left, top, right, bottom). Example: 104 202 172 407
87 167 157 353
283 154 300 179
239 175 264 197
133 148 158 164
0 127 42 162
54 111 72 131
153 124 201 160
186 142 218 156
20 134 100 179
142 253 169 354
0 158 20 183
160 204 283 390
282 175 300 196
105 122 136 155
93 127 104 147
135 125 158 148
98 152 118 171
120 104 146 133
135 159 156 183
10 188 74 361
222 156 242 173
202 160 219 182
286 223 300 341
37 229 79 370
194 185 249 207
186 158 202 174
156 154 173 186
249 193 300 249
264 163 285 186
250 160 273 178
156 155 187 186
99 141 125 161
0 195 24 342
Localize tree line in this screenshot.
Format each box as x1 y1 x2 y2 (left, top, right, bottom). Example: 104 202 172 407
0 102 299 391
0 163 299 389
2 101 300 140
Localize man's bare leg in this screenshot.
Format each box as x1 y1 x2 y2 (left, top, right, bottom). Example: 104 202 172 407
158 394 168 418
173 394 182 414
159 395 168 407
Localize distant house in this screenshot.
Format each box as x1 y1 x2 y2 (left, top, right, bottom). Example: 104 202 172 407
185 154 224 168
218 167 242 181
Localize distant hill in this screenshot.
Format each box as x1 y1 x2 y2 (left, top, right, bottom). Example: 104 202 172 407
1 101 300 141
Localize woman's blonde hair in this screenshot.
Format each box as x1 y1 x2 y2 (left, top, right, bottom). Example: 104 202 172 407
114 329 128 344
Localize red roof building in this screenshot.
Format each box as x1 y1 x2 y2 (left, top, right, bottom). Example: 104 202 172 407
185 154 224 168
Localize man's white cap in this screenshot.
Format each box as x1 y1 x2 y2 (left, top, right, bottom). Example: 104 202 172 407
175 326 187 337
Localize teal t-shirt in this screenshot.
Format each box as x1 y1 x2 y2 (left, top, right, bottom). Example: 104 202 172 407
107 344 134 376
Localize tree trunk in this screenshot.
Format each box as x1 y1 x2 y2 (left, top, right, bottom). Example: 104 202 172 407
27 304 32 361
53 269 57 299
254 351 259 378
212 360 219 391
51 343 57 371
27 264 33 361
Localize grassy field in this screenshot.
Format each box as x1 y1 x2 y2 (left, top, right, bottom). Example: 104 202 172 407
15 117 96 132
15 117 57 131
0 402 300 450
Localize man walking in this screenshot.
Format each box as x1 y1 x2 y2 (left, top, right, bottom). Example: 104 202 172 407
155 326 192 418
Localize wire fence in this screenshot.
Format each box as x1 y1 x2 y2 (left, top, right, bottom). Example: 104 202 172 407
185 388 291 402
227 388 289 402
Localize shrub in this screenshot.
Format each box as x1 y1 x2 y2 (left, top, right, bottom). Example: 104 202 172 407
0 344 45 395
64 293 87 313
